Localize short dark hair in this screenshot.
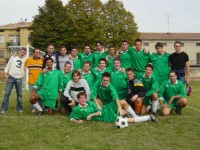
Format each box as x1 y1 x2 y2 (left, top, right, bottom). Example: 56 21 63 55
77 92 87 99
83 61 91 66
84 44 91 49
60 45 66 49
46 57 54 62
102 72 110 78
20 47 27 52
169 71 177 75
113 58 120 63
134 39 143 44
145 63 153 71
64 61 71 66
109 45 115 49
72 70 81 76
126 68 134 73
155 42 163 48
96 41 103 46
99 58 107 63
174 41 182 47
47 43 55 47
71 46 78 51
32 48 40 53
121 39 129 45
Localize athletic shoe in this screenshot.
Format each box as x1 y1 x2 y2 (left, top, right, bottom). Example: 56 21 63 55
1 111 6 114
18 110 23 113
38 111 43 116
149 114 158 122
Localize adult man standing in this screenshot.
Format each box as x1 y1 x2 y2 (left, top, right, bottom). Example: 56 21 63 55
169 41 190 84
158 71 187 115
1 47 27 113
78 45 94 68
25 48 43 112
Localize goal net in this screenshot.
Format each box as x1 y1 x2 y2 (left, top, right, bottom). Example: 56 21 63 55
8 45 45 91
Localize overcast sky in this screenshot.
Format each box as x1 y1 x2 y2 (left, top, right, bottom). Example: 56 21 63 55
0 0 200 33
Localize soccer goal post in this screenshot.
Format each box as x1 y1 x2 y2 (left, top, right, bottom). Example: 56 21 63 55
8 45 45 91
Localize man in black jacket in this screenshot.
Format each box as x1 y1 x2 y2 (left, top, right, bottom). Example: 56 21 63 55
126 68 146 114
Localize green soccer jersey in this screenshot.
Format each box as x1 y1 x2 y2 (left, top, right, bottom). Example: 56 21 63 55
34 69 63 108
158 80 186 102
72 57 81 70
69 101 118 122
91 80 119 105
93 51 109 68
92 67 111 82
150 53 170 85
107 55 115 70
110 68 127 100
139 74 159 97
78 52 94 68
81 71 94 90
129 47 150 78
62 71 72 90
119 50 132 69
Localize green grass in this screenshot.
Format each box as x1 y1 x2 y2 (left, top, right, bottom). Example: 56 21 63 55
0 81 200 150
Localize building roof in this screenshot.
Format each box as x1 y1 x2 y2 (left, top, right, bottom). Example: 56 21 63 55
0 22 32 29
140 32 200 40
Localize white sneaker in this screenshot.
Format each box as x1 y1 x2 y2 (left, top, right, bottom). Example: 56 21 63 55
149 114 158 122
1 111 8 114
18 110 23 113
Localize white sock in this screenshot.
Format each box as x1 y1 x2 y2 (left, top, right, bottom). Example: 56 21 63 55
134 116 150 123
127 105 138 117
33 102 43 112
152 100 158 113
147 105 151 111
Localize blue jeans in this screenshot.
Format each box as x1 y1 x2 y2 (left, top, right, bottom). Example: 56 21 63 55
1 76 23 111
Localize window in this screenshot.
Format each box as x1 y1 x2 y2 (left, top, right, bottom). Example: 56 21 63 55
9 35 20 46
143 43 149 46
28 34 31 42
161 43 167 46
0 35 4 43
196 43 200 46
197 53 200 64
0 50 4 58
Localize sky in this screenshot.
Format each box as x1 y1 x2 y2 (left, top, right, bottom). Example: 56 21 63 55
0 0 200 33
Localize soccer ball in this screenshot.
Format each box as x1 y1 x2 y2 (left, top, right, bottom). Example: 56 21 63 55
115 116 128 129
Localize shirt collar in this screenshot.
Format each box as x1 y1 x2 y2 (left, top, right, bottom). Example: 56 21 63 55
79 103 88 108
168 79 178 84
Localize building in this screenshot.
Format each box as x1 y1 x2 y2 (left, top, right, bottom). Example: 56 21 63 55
0 22 32 68
140 32 200 66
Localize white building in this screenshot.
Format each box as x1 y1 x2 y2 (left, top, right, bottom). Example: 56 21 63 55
140 33 200 66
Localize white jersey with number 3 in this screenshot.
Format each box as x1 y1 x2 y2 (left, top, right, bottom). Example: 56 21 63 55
4 56 27 78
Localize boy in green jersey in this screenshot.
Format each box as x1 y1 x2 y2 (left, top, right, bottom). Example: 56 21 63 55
78 45 94 68
93 41 108 68
92 58 111 82
61 61 72 113
70 92 158 123
71 47 81 70
158 71 187 116
106 45 116 70
129 39 150 78
30 58 63 115
150 42 170 85
110 58 127 100
118 39 132 69
140 64 159 115
81 61 94 90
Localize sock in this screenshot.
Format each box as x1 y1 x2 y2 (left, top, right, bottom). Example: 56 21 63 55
134 116 150 123
147 105 151 111
33 102 43 112
134 102 142 113
152 100 158 113
127 105 138 117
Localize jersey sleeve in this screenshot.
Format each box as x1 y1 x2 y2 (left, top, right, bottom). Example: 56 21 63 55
33 72 44 89
90 80 99 100
146 77 159 97
179 82 186 98
64 80 73 100
158 82 166 100
4 56 14 73
83 79 91 101
110 84 119 101
58 71 63 92
69 107 83 121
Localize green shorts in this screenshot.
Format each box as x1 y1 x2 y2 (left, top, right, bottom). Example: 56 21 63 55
38 90 57 109
163 99 178 109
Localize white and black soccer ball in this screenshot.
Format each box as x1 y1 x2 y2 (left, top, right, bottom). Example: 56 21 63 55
115 116 128 129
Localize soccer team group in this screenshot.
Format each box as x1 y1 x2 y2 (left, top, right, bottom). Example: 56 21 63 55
1 39 190 125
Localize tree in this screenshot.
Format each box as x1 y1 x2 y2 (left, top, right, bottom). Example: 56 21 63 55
65 0 104 50
102 0 139 47
30 0 68 50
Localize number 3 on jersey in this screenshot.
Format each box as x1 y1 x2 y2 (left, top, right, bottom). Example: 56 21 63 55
16 60 22 68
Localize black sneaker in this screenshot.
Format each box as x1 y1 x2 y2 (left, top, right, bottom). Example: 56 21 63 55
38 111 43 116
149 114 158 122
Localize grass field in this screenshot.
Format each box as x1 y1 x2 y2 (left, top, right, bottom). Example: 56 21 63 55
0 81 200 150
